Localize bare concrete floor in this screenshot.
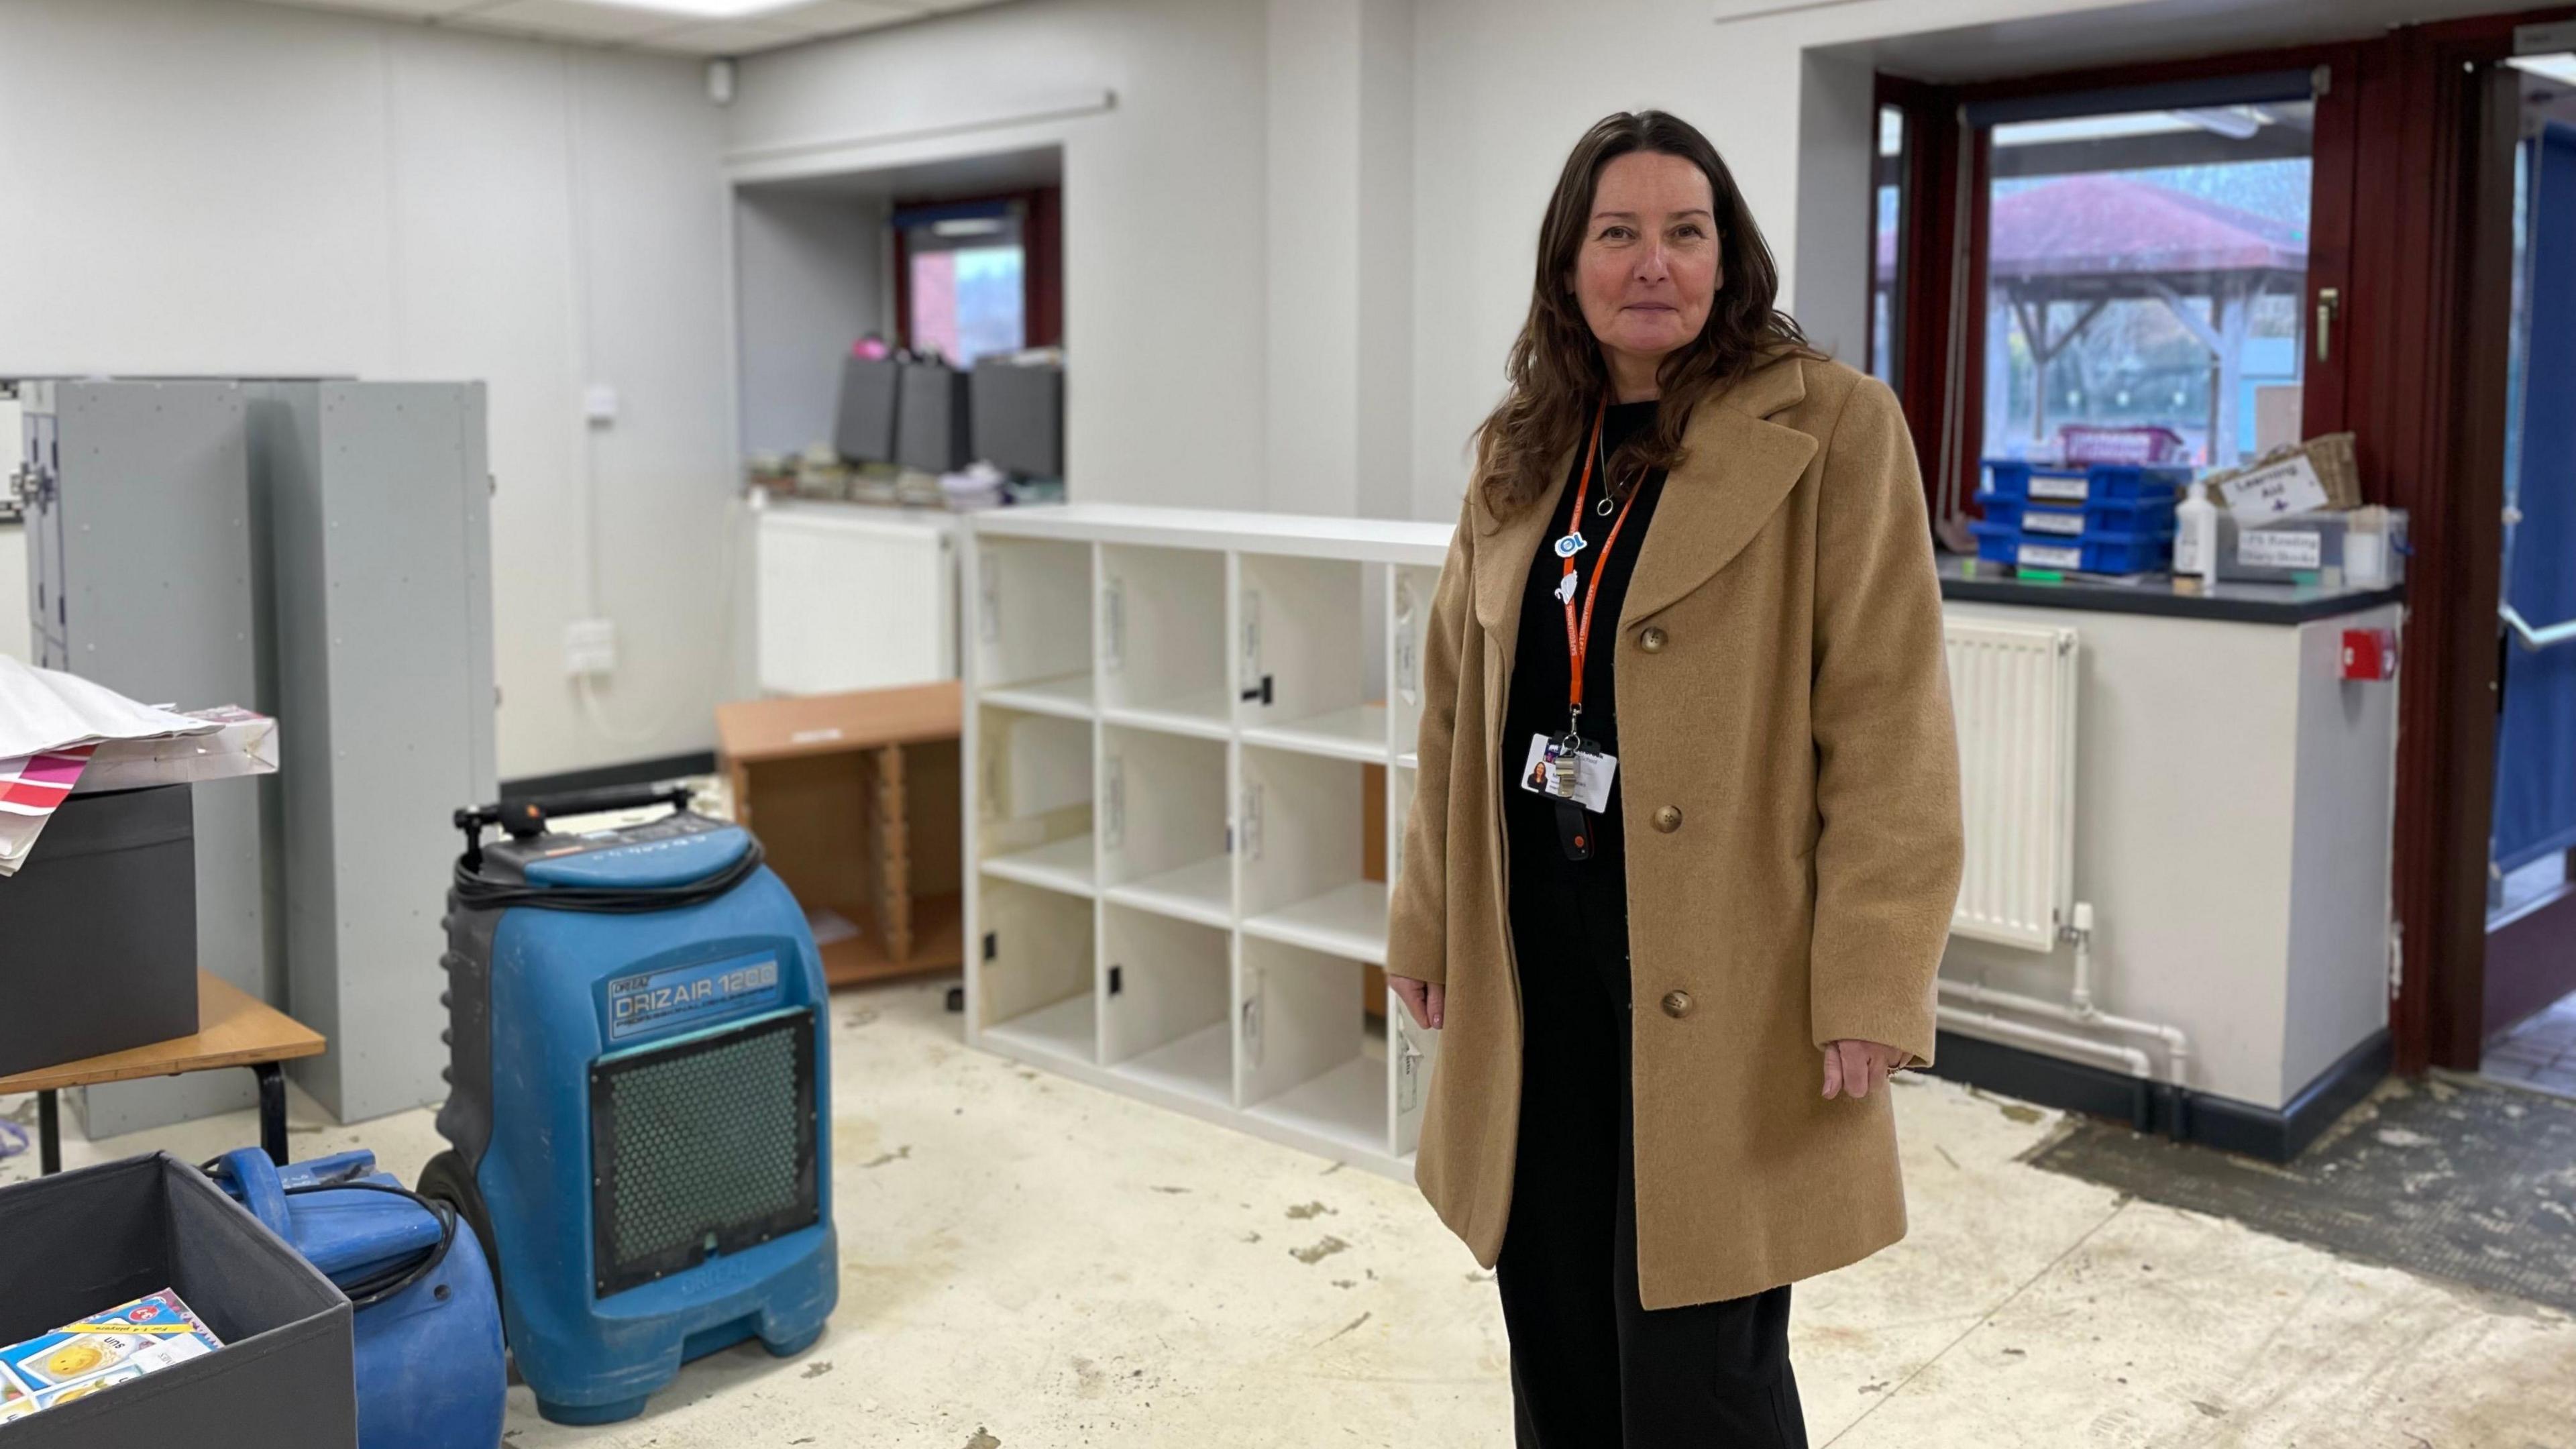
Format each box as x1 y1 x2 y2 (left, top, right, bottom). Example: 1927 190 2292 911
9 975 2573 1448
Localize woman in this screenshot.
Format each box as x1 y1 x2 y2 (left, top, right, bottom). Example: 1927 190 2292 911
1385 111 1964 1447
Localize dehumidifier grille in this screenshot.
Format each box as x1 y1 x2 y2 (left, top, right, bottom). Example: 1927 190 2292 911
588 1008 819 1298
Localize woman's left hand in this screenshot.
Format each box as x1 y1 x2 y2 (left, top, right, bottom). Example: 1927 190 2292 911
1820 1038 1908 1099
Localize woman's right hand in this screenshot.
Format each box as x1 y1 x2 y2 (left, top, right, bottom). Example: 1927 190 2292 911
1389 975 1445 1031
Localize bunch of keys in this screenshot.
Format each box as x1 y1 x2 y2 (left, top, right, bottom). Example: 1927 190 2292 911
1541 732 1587 800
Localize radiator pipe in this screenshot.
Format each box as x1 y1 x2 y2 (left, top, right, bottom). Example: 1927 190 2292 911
1940 910 2190 1082
1933 1002 2151 1079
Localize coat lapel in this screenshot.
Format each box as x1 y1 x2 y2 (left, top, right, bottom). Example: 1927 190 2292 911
1620 354 1819 627
1466 354 1820 645
1470 446 1572 635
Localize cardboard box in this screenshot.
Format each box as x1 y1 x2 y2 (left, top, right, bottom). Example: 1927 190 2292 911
0 1155 355 1446
0 785 198 1076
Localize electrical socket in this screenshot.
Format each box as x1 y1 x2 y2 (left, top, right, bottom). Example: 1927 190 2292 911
564 618 617 678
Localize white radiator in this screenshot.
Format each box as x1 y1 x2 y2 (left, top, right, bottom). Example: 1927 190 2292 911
1944 618 2080 952
756 504 958 694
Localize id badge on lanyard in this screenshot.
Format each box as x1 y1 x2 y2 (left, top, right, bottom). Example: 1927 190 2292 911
1509 396 1635 861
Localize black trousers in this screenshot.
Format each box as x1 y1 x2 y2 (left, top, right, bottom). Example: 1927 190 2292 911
1496 862 1809 1448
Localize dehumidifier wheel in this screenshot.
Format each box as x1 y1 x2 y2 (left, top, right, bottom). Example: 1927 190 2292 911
417 1149 506 1319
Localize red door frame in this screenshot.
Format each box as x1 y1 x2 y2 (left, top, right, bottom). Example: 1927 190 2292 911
2351 9 2572 1073
1874 10 2576 1079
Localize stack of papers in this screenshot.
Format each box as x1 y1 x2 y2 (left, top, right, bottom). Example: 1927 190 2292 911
0 657 279 876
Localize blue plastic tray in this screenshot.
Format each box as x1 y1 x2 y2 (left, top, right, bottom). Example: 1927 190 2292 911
1976 488 2178 537
1984 460 2192 504
1969 521 2174 576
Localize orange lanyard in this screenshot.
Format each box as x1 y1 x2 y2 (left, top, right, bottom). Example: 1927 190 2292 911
1558 398 1641 737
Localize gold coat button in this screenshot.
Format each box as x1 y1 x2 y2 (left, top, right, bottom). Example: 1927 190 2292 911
1640 626 1667 653
1652 804 1682 833
1661 989 1694 1019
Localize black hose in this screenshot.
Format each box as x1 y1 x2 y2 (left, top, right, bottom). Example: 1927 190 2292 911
449 835 766 915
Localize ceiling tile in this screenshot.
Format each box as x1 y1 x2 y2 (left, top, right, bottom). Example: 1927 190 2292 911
450 0 680 40
639 20 805 53
749 1 926 36
260 0 490 15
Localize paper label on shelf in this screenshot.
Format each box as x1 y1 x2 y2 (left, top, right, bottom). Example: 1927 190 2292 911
2021 510 2086 536
1393 578 1421 708
2017 541 2084 571
2029 474 2091 502
2218 455 2329 519
2239 527 2323 569
1102 577 1126 673
1239 587 1263 694
977 549 1000 645
1101 754 1125 851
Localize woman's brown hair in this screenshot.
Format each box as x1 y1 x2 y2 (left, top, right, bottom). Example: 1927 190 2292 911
1473 110 1818 519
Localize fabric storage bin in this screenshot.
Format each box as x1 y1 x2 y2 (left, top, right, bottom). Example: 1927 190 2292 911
0 785 198 1076
0 1153 356 1445
1984 460 2194 504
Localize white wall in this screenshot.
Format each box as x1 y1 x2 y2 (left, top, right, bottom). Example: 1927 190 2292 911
735 187 889 458
0 0 734 782
729 0 1271 513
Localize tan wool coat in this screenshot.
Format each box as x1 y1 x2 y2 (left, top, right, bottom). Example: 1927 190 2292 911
1386 352 1964 1310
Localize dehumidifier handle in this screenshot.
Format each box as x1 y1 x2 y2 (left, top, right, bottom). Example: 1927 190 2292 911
212 1146 294 1238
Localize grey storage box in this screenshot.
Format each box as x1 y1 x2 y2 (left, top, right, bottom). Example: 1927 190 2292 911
0 1153 355 1445
2217 512 2353 584
896 362 971 474
0 785 197 1077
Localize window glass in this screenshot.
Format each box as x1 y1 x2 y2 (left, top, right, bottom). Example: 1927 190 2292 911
1982 101 2314 468
1871 105 1907 391
905 210 1026 364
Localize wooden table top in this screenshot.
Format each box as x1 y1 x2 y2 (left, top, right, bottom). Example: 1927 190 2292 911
0 971 326 1095
716 680 962 764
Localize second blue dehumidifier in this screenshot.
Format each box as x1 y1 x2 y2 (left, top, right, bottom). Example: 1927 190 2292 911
420 784 838 1426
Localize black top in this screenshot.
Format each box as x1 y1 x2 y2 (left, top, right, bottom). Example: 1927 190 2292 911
1498 399 1667 994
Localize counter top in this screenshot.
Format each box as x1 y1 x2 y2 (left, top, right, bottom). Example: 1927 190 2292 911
1936 553 2406 625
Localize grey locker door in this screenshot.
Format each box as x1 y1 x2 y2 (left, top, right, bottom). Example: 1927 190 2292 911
52 382 268 1138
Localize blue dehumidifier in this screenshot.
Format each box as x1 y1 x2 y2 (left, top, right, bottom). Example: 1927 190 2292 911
419 784 837 1426
211 1147 506 1449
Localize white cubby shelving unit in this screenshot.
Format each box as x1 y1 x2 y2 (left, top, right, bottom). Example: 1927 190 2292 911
963 504 1453 1178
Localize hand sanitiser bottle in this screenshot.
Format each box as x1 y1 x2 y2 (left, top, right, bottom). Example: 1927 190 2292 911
2176 479 2220 585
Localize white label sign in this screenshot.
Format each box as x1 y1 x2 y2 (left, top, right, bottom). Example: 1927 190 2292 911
2029 474 2092 502
2022 510 2086 536
2238 528 2323 570
2218 455 2330 520
2017 542 2084 570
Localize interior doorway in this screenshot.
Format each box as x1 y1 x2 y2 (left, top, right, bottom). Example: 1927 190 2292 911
2483 37 2576 1095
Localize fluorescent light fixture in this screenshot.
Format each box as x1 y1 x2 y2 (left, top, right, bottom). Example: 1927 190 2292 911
2171 107 2263 141
930 217 1004 238
1993 112 2194 148
2504 52 2576 89
583 0 804 17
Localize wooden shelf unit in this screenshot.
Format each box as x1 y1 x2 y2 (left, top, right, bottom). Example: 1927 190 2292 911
962 504 1452 1179
718 682 965 989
